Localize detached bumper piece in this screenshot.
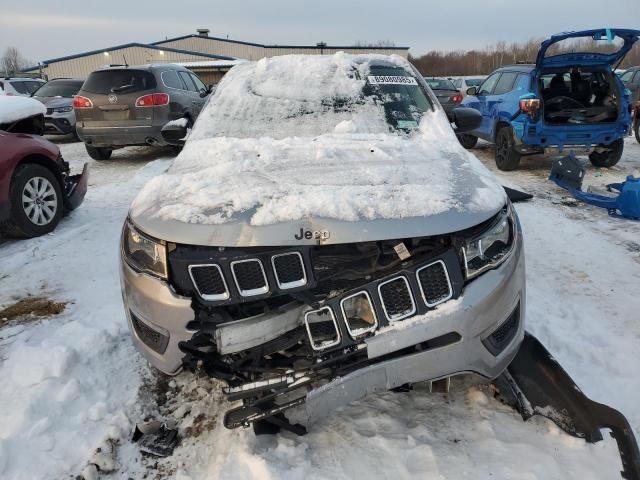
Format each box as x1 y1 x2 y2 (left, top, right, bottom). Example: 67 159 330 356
63 163 89 211
495 333 640 480
550 154 640 220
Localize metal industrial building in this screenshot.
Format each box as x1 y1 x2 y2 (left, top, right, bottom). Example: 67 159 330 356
24 29 409 82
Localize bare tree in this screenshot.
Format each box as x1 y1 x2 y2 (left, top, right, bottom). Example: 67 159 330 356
1 46 29 76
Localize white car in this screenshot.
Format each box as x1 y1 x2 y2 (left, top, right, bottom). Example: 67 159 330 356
0 77 46 96
450 76 486 96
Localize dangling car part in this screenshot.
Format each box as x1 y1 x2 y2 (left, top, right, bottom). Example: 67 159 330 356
550 154 640 220
0 96 89 237
494 333 640 480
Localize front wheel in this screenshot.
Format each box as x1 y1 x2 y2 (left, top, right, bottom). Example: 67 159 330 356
495 127 521 171
588 138 624 168
457 134 478 149
2 163 63 238
86 145 112 161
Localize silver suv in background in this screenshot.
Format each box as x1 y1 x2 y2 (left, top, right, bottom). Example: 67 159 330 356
32 79 84 137
0 77 46 96
74 64 211 160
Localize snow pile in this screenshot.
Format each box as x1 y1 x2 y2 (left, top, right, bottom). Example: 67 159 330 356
131 115 505 226
0 95 46 124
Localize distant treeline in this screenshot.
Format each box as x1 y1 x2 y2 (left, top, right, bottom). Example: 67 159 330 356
410 38 640 76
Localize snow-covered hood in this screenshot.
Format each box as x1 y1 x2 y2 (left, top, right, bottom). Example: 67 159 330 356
130 113 506 246
0 95 46 125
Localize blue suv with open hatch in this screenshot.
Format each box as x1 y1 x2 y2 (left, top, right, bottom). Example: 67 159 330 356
458 29 639 170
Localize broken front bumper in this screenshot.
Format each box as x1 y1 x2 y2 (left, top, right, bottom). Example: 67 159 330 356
63 163 89 211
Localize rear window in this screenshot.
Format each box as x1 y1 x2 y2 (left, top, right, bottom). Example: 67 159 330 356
82 70 157 95
424 78 456 90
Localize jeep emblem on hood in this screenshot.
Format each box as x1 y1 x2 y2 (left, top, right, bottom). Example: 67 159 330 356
295 228 330 241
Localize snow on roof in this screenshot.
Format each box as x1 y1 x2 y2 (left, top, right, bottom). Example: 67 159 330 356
0 95 46 124
177 59 249 68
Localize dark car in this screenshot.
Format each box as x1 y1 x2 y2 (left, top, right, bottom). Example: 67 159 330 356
620 66 640 103
74 64 212 160
0 97 88 237
423 77 463 119
32 79 84 137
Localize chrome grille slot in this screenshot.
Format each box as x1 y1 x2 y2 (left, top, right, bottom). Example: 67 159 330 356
231 259 269 296
378 276 416 322
340 291 377 338
271 252 306 289
304 307 341 350
189 264 229 301
416 260 453 307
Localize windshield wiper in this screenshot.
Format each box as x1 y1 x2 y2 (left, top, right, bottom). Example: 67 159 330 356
111 84 135 93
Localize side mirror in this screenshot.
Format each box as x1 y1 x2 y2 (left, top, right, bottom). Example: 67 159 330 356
466 86 478 96
451 107 482 133
199 88 208 98
161 120 188 146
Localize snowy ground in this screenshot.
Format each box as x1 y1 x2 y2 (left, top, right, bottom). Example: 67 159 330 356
0 135 639 479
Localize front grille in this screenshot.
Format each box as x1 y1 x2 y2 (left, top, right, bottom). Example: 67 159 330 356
482 303 520 356
417 260 452 307
131 312 169 354
231 259 268 296
272 252 306 289
378 276 416 321
189 264 229 301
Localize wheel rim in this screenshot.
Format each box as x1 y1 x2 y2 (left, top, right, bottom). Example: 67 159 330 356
22 176 58 226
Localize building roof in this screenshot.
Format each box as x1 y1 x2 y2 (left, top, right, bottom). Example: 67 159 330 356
22 42 237 72
152 34 410 51
176 59 249 69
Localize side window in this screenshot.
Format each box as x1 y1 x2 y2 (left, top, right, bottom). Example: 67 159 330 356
189 73 207 92
25 81 43 94
620 71 634 82
478 73 501 95
493 72 518 95
633 71 640 83
10 81 29 94
178 71 197 92
161 70 183 89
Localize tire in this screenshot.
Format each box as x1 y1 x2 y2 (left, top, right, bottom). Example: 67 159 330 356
2 163 63 238
634 122 639 144
588 138 624 168
86 145 112 161
494 126 521 171
457 134 478 149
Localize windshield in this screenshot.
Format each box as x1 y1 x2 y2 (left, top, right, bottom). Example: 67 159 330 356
424 78 456 90
33 80 83 98
190 58 433 140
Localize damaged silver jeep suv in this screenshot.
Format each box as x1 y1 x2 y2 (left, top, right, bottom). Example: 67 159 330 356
120 54 525 433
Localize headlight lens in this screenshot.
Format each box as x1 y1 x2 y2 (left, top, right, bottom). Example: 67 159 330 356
53 106 73 113
122 220 167 279
463 206 515 280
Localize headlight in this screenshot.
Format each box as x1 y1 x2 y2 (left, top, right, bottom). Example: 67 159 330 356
122 220 167 279
53 106 73 113
463 205 516 280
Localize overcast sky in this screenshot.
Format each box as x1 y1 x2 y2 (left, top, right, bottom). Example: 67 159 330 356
1 0 639 64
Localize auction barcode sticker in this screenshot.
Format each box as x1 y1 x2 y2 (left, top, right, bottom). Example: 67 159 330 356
368 75 418 86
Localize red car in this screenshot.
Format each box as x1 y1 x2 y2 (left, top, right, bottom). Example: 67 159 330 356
0 100 88 238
